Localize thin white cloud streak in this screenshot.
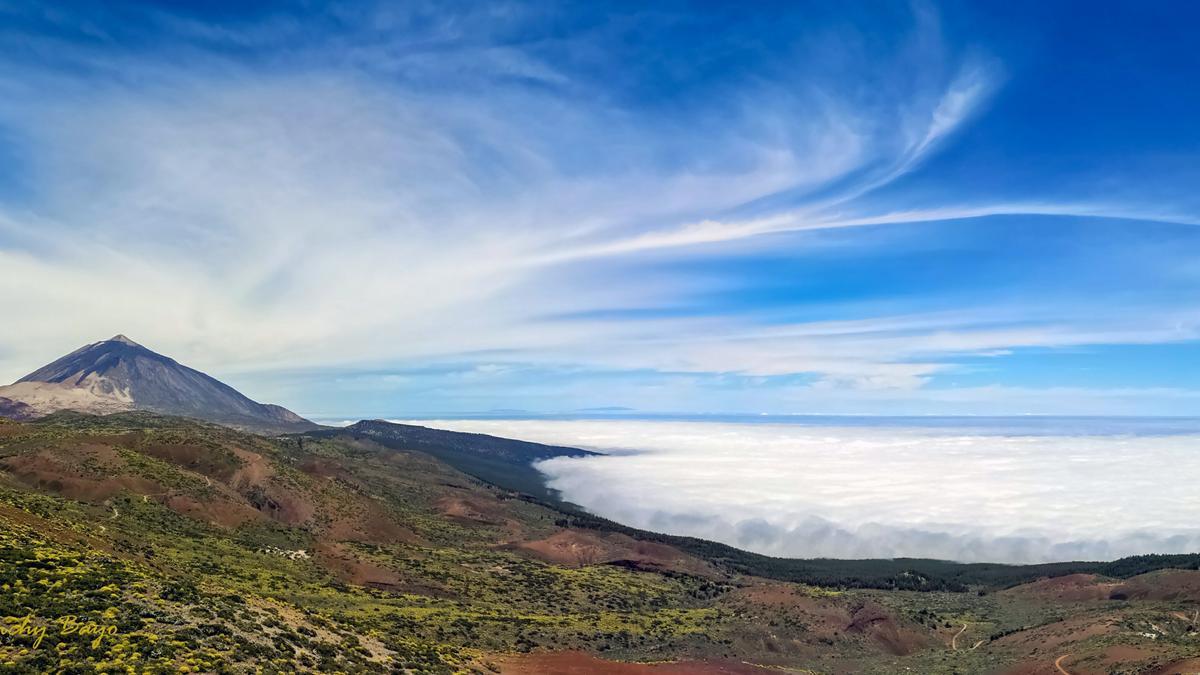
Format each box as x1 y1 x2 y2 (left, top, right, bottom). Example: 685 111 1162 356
538 201 1200 263
407 419 1200 563
494 307 1200 391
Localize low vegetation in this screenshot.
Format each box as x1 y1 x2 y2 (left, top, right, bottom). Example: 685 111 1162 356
0 412 1198 673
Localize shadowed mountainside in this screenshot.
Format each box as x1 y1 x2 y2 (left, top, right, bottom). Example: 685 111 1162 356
311 419 598 502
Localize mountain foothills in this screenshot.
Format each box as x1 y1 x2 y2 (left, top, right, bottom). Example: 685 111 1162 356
0 336 316 434
0 340 1198 673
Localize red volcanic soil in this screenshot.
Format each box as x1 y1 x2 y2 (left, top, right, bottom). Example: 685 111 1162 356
0 453 160 502
1005 646 1181 675
1146 657 1200 675
999 658 1080 675
297 456 352 480
491 652 777 674
993 613 1119 652
0 418 26 436
724 583 849 647
724 582 932 657
1101 645 1155 660
1112 569 1200 602
1001 573 1119 603
515 529 719 577
247 482 316 525
139 442 239 482
321 500 420 545
845 601 932 656
436 494 507 524
163 493 263 528
228 447 274 489
727 582 840 612
315 542 403 589
991 612 1124 675
1002 569 1200 605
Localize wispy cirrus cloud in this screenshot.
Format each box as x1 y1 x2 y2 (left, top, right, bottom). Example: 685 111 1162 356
0 5 985 363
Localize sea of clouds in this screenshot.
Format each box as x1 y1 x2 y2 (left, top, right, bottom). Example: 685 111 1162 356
399 418 1200 564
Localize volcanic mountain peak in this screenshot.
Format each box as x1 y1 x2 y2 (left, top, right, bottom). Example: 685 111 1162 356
0 335 316 433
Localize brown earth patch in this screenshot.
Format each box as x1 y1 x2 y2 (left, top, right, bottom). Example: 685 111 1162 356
138 442 239 481
164 493 263 528
728 581 825 607
0 453 160 502
845 600 932 656
726 582 847 624
720 581 935 659
72 442 127 469
489 651 778 674
0 500 116 553
298 457 352 480
1146 657 1200 675
245 483 316 525
228 447 274 489
1102 644 1153 660
516 529 719 578
997 659 1061 675
80 433 140 451
519 530 631 566
0 422 27 437
1000 649 1195 675
991 613 1119 655
436 494 507 524
321 500 421 545
315 542 403 589
1112 570 1200 603
1002 574 1118 603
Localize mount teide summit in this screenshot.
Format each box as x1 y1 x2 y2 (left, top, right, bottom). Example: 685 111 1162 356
0 335 316 433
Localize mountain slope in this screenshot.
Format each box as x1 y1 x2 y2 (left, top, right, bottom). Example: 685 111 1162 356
0 335 316 433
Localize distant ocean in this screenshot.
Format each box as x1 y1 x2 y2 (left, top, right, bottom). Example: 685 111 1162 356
333 415 1200 564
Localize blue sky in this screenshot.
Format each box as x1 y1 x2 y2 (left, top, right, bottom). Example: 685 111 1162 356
1 1 1199 417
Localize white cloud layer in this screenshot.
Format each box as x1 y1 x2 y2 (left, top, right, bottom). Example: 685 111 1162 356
405 418 1200 564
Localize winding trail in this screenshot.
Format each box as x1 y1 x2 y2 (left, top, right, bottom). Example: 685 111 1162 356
1054 654 1072 675
951 624 967 650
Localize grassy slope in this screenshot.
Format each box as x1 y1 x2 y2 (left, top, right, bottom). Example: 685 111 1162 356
0 415 742 672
